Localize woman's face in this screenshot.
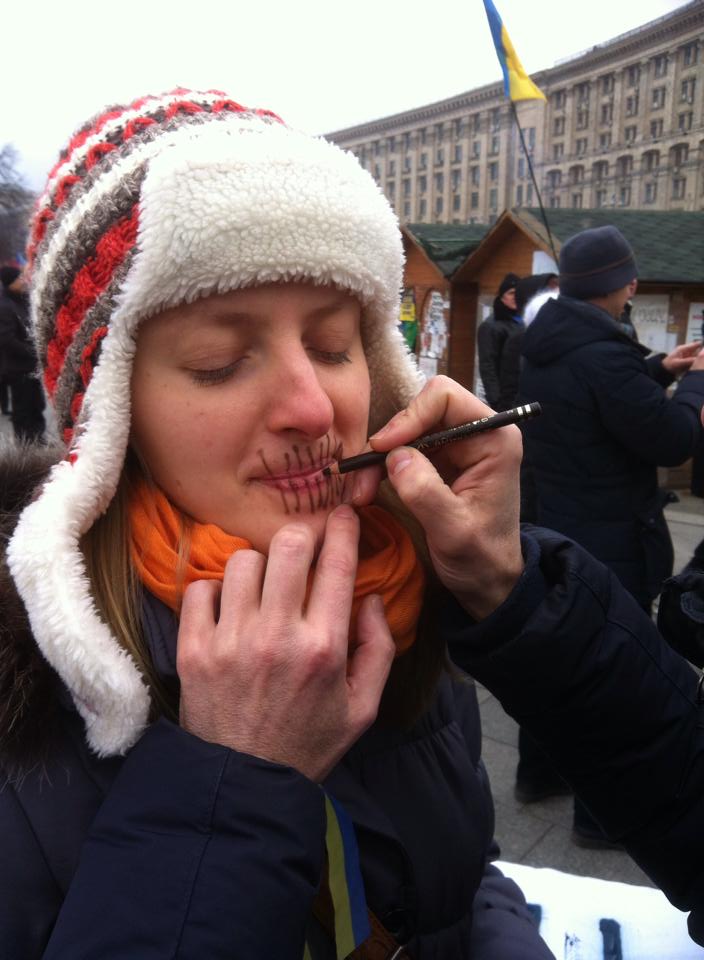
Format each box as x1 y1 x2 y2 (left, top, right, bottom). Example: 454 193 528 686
131 282 371 553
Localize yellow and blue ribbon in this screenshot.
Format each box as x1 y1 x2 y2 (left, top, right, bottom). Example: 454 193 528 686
482 0 546 102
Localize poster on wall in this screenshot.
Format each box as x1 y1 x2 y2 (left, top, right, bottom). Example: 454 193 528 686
686 303 704 343
418 289 450 378
631 294 675 353
399 288 418 353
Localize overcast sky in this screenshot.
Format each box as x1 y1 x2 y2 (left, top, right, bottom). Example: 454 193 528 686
3 0 690 189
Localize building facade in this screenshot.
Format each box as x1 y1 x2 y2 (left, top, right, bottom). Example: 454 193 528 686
327 1 704 224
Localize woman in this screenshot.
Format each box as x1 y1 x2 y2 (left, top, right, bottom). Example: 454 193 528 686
0 90 550 959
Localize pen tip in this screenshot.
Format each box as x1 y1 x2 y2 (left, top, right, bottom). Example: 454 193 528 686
322 465 333 477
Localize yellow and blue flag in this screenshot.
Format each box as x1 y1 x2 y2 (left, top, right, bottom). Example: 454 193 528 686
482 0 546 102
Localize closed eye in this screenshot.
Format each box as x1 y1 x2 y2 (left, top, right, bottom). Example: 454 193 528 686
189 361 241 386
313 349 351 365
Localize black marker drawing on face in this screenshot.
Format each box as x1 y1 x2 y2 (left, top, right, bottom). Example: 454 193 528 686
257 436 346 516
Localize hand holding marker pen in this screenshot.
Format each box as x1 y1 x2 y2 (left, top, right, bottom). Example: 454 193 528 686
323 403 542 477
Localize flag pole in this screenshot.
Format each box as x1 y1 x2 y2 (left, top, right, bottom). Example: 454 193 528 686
509 99 559 267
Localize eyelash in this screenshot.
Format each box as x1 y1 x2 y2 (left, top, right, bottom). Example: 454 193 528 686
189 350 351 387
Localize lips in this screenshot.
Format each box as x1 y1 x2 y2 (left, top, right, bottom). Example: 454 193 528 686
257 463 332 491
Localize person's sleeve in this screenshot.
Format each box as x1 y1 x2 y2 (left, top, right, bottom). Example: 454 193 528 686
42 719 326 959
444 527 704 941
586 344 704 466
477 321 502 409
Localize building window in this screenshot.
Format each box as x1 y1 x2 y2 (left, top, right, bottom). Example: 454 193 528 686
489 188 498 209
472 113 481 133
516 184 523 205
403 156 412 173
552 90 566 108
489 162 498 181
593 161 609 181
388 160 396 176
373 163 381 180
681 78 696 103
625 125 637 144
644 181 657 204
435 148 444 166
403 179 411 197
471 166 480 186
569 165 584 185
451 169 461 192
549 196 561 208
517 157 525 178
472 140 481 158
679 112 693 133
373 141 381 156
643 150 659 172
527 183 533 204
471 192 479 209
403 132 411 151
651 86 666 110
419 129 427 145
528 127 536 149
453 144 462 164
434 123 444 142
653 54 668 78
403 202 411 219
576 137 588 156
435 172 444 191
672 144 689 167
386 181 395 197
650 118 663 139
576 82 590 103
572 193 583 208
547 170 562 189
601 74 614 95
553 143 564 161
625 93 639 116
616 155 633 178
577 109 589 130
491 108 501 132
672 177 686 200
599 132 612 150
419 198 427 217
452 194 461 212
418 175 427 193
600 103 613 125
554 117 565 136
452 118 462 139
596 189 608 207
682 42 699 67
619 186 631 206
488 135 498 155
626 64 640 87
435 196 444 215
419 152 427 170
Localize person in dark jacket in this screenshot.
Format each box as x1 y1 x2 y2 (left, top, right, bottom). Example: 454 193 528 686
0 266 45 441
477 272 523 410
0 90 552 960
520 226 704 611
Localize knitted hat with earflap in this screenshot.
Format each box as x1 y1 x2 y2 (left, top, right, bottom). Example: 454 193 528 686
7 89 423 757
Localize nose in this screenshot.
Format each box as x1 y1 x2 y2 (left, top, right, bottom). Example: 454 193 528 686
265 345 335 439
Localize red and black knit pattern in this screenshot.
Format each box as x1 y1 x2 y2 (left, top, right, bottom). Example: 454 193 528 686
28 89 283 446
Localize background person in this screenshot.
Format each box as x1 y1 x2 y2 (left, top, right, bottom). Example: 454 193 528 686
477 272 522 410
0 89 552 960
0 265 44 441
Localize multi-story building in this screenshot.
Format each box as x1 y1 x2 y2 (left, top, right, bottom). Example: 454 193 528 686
327 1 704 224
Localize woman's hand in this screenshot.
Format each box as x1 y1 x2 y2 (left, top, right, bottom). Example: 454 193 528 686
176 506 394 781
353 377 524 620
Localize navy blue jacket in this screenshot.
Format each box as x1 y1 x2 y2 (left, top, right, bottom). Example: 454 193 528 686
0 443 550 960
520 295 704 605
453 527 704 946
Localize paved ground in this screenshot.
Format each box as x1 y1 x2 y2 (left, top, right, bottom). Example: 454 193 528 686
2 409 702 887
479 491 704 887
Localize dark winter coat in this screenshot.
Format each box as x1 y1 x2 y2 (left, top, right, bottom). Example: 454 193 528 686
0 445 550 960
477 299 524 411
519 294 704 607
0 289 37 378
451 525 704 947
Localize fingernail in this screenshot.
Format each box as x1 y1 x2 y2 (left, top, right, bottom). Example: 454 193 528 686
370 594 385 614
369 423 390 441
387 451 413 476
334 504 355 519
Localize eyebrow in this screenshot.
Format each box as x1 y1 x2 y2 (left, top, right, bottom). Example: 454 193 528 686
206 294 358 326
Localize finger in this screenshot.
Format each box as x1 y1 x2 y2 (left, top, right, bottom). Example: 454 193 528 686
384 445 467 540
259 523 316 621
346 463 385 507
177 578 222 673
368 376 491 453
346 595 395 725
307 505 360 634
218 549 267 627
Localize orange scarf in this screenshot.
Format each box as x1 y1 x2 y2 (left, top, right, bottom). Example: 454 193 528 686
129 481 424 655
